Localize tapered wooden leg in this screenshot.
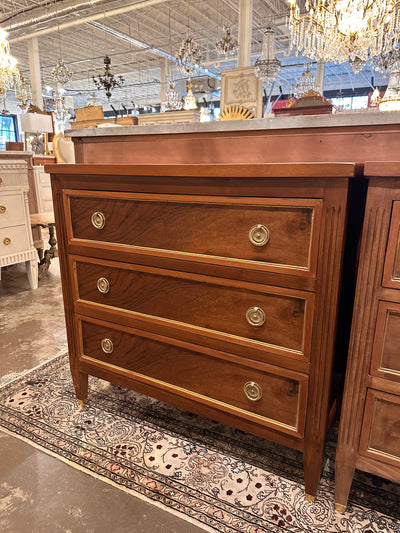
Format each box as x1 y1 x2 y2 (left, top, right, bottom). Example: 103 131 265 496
69 357 88 405
303 442 325 501
335 447 356 513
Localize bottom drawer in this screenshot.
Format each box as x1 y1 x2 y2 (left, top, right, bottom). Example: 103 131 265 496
359 389 400 468
0 224 30 256
77 317 308 438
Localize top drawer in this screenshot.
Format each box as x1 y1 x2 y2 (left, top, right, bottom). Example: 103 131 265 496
66 191 323 277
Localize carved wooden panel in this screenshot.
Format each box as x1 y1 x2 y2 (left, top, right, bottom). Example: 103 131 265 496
220 67 263 118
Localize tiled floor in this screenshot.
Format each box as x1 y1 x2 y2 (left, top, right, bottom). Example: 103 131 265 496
0 260 205 533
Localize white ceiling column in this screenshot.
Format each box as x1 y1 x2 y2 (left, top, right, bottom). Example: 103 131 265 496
160 58 168 106
27 37 44 109
238 0 253 68
316 61 325 94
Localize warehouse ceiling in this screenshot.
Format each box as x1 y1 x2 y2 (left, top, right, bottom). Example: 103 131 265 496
0 0 390 112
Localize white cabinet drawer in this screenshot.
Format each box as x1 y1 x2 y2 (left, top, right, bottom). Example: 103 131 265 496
0 193 26 228
0 224 30 256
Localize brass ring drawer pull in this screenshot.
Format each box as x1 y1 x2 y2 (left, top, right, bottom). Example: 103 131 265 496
249 224 270 246
91 211 105 229
244 381 263 401
101 338 114 354
246 306 266 327
97 277 110 294
0 177 3 184
3 237 11 245
0 205 6 214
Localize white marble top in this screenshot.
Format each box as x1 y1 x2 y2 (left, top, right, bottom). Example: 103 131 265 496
66 110 400 138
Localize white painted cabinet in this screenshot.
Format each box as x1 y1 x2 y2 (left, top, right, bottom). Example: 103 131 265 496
0 160 38 289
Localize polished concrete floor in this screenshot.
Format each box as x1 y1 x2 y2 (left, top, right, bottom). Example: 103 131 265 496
0 259 205 533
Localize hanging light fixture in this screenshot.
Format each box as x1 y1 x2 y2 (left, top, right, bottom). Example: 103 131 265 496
93 55 125 100
215 25 239 56
51 22 72 129
294 63 320 98
0 28 18 89
162 82 182 111
15 70 31 111
372 48 400 74
254 27 281 84
349 57 367 74
379 68 400 110
288 1 400 64
176 28 202 78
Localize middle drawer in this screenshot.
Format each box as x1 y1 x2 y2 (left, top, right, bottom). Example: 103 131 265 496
72 257 314 363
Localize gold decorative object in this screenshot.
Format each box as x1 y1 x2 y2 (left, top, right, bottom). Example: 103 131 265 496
243 381 263 401
246 307 266 327
3 237 11 245
101 338 114 354
288 0 400 64
91 211 105 229
218 105 255 121
0 205 6 214
248 224 269 246
97 277 110 294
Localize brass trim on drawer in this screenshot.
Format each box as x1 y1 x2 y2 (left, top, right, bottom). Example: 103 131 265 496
3 237 11 245
0 205 6 214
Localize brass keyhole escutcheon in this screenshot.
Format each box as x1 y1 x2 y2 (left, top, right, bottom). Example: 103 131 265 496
249 224 270 246
101 338 114 354
244 381 263 401
97 277 110 294
246 307 266 327
0 205 6 214
3 237 11 245
91 211 105 229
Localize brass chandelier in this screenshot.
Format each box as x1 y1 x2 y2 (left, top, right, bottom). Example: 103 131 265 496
93 55 125 100
288 0 400 64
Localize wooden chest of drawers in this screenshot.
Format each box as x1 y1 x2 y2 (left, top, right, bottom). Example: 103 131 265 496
336 161 400 511
0 160 38 288
49 162 357 500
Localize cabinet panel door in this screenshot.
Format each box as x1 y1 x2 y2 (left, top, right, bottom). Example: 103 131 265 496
371 301 400 382
359 389 400 468
383 202 400 289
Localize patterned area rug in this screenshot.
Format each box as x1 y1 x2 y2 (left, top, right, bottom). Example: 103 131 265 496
0 354 399 533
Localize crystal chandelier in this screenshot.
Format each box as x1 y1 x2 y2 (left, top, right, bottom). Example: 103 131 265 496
176 29 202 77
0 28 20 107
379 68 400 110
162 82 182 111
93 55 125 100
288 0 400 64
52 59 72 87
15 70 31 111
372 48 400 74
349 57 366 74
294 63 319 98
254 27 281 84
215 25 239 56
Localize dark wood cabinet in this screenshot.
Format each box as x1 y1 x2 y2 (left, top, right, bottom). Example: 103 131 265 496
48 162 358 501
335 161 400 511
